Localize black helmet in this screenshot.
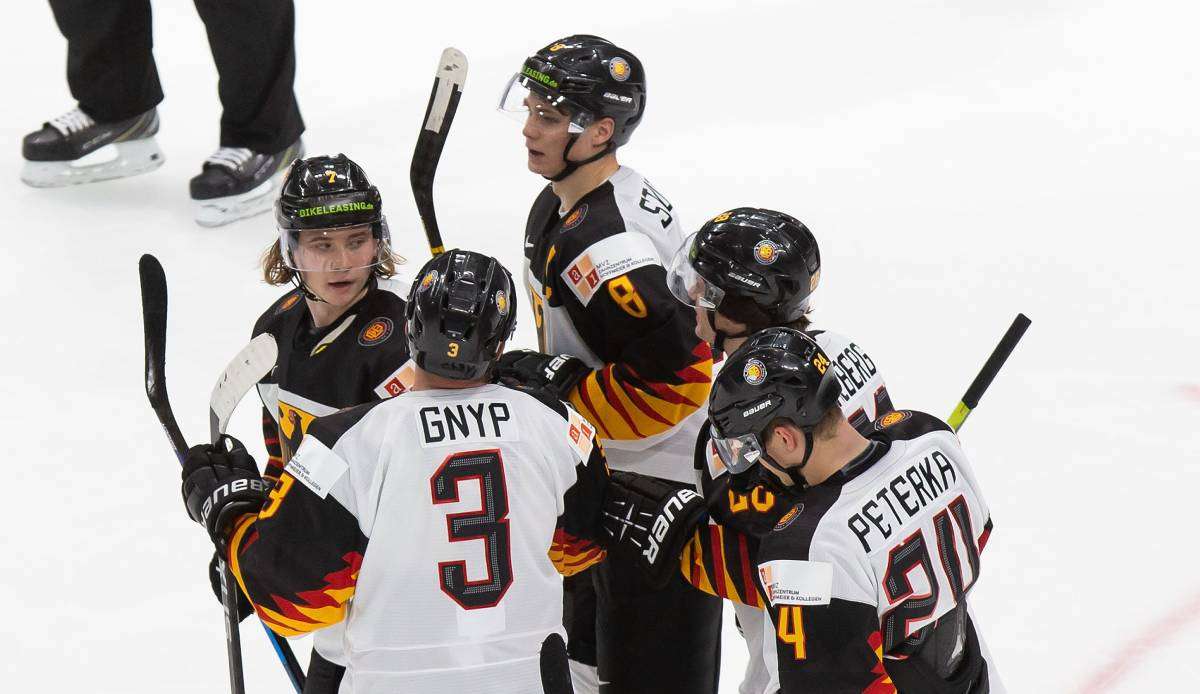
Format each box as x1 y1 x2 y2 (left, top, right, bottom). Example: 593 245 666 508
406 250 517 381
499 35 646 180
667 208 820 327
275 154 391 272
709 328 841 486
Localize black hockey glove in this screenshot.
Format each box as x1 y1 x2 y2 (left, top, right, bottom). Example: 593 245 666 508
181 435 269 546
601 470 708 589
496 350 591 399
208 551 254 622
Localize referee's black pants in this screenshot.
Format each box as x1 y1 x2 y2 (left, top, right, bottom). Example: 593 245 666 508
46 0 304 153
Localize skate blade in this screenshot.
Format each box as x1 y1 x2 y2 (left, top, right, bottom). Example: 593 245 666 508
20 138 164 188
192 171 285 228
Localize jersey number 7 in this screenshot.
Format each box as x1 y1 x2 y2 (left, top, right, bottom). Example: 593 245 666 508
430 449 514 609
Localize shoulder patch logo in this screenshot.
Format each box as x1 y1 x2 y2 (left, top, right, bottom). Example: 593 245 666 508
774 503 804 531
753 239 780 265
743 358 767 385
358 317 394 347
562 204 588 231
276 293 302 314
609 56 631 82
878 410 910 429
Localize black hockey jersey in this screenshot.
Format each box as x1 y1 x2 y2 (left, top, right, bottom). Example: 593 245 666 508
225 383 611 692
523 166 712 483
251 277 413 481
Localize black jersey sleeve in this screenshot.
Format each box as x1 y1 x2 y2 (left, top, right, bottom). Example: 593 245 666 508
561 258 713 444
770 600 894 693
225 402 383 637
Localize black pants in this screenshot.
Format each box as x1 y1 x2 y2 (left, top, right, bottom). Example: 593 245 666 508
568 527 722 693
304 649 345 694
46 0 304 153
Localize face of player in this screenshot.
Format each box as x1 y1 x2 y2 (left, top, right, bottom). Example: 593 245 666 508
295 225 376 316
520 94 612 178
693 305 749 350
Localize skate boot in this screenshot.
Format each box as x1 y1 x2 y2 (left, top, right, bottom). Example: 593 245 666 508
189 140 304 227
21 107 163 188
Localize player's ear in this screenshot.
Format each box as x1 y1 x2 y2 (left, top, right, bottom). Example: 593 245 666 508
591 117 616 148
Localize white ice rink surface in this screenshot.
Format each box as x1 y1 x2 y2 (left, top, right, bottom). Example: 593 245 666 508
4 1 1199 692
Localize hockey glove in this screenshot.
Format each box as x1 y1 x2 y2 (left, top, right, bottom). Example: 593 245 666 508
181 435 269 545
208 551 254 622
496 350 591 400
601 470 707 589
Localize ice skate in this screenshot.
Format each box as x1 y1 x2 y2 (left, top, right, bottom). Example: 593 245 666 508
21 107 163 188
190 140 303 227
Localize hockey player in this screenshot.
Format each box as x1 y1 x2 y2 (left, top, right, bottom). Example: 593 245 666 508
181 249 618 693
21 0 304 226
667 207 892 693
610 329 1001 692
497 34 722 693
224 153 409 693
669 208 893 688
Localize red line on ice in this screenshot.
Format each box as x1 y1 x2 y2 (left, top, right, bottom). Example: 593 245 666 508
1073 587 1200 692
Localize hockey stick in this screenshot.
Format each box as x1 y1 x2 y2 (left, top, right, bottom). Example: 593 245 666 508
209 334 278 444
140 254 247 694
948 313 1032 432
207 334 307 693
410 47 468 256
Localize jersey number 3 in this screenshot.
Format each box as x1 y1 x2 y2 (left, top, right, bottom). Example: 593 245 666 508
430 449 513 610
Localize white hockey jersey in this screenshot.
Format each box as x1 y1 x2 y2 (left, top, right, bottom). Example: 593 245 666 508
228 383 609 694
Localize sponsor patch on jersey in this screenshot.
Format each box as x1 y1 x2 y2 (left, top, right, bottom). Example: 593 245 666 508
609 56 631 81
285 440 348 500
561 204 588 231
565 406 596 462
743 358 767 385
774 503 804 531
753 239 780 265
758 559 833 606
373 359 416 399
877 410 910 429
495 289 510 316
358 317 394 347
561 232 658 306
276 293 302 314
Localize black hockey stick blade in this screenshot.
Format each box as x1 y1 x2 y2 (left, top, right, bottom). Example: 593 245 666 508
139 254 188 459
948 313 1032 432
410 47 467 257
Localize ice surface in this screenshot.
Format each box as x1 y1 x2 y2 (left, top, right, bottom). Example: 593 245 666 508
3 1 1198 691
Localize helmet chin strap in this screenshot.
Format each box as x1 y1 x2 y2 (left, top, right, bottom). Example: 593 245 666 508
757 429 815 493
293 275 325 304
546 137 613 182
706 308 750 358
